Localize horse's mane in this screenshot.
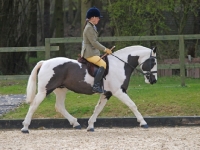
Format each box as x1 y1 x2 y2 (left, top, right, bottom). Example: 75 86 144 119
113 45 149 56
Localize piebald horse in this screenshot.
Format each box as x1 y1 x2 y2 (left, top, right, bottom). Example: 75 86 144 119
21 45 157 133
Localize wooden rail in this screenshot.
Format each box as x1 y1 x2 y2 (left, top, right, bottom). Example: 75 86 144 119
45 34 200 86
0 75 29 80
0 46 59 62
45 34 200 43
0 46 59 80
1 35 200 86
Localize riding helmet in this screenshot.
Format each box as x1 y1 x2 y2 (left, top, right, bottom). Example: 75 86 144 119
86 7 102 19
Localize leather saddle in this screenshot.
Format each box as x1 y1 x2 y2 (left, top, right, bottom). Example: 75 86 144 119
77 55 109 78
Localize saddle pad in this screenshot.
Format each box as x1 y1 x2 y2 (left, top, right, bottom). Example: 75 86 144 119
77 56 109 77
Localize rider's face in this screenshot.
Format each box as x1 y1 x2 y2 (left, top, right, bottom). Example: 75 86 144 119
90 17 100 25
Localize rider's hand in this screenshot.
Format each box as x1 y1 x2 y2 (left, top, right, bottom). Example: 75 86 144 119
104 48 112 54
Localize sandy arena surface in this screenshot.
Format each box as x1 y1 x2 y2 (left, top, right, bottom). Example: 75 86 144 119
0 127 200 150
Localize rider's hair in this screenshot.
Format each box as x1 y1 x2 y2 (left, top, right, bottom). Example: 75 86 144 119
83 19 89 30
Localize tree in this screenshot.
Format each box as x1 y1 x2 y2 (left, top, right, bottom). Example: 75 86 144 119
106 0 200 59
81 0 92 34
44 0 50 39
159 0 200 58
168 0 200 34
54 0 65 57
29 0 38 57
0 0 30 74
68 0 73 24
71 0 81 29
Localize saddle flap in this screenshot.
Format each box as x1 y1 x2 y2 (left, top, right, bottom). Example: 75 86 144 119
77 55 109 78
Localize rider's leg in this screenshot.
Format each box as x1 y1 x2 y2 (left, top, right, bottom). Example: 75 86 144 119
92 66 105 93
86 56 106 93
86 56 106 69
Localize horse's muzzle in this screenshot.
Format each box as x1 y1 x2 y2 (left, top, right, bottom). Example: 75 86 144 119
150 79 157 84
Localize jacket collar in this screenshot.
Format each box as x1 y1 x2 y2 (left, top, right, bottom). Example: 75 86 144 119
88 21 98 33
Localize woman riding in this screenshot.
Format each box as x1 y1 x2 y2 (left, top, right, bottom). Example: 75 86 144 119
81 7 112 93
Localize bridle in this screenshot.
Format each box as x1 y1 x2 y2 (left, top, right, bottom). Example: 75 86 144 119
110 50 157 77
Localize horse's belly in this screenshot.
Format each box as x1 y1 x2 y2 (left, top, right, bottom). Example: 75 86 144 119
63 71 94 95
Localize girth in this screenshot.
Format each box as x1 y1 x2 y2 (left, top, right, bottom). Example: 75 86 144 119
78 56 109 78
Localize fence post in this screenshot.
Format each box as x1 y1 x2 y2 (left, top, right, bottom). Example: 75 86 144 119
45 38 50 59
179 35 185 86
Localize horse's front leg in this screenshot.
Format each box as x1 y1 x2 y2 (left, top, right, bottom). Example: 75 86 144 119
113 89 148 128
87 94 108 131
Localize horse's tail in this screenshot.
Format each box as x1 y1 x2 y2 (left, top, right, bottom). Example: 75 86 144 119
26 61 44 104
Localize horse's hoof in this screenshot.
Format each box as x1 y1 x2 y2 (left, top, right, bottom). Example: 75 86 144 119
87 128 94 132
141 124 149 128
21 130 29 134
74 125 81 129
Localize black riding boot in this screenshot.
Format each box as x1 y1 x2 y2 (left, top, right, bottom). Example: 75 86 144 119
92 67 105 93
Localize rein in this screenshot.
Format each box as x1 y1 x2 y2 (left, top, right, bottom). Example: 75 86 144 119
110 53 157 76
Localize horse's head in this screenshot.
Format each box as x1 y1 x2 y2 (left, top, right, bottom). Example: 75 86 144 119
139 47 157 84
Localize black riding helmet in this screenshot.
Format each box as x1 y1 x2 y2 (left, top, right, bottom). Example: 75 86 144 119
86 7 103 19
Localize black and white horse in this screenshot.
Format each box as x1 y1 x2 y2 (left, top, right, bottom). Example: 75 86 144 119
21 45 157 133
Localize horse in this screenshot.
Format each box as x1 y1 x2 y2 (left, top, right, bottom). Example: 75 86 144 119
21 45 157 133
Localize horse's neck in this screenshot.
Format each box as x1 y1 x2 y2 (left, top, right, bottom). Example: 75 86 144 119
114 47 151 64
112 50 140 67
108 51 138 76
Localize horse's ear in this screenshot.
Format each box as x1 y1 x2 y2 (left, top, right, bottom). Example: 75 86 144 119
152 47 157 53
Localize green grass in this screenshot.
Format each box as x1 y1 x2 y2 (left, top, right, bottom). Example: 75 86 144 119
0 80 27 94
0 75 200 119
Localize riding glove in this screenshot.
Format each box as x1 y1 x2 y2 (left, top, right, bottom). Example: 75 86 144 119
104 48 112 54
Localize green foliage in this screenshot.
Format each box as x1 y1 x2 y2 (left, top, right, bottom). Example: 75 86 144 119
107 0 169 36
106 0 171 50
105 0 200 58
1 76 200 119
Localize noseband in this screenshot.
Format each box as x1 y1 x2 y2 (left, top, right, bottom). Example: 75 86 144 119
110 51 157 76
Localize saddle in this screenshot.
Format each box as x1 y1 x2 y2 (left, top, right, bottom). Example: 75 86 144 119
77 55 109 78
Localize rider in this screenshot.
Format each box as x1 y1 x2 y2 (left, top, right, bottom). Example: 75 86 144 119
81 7 112 93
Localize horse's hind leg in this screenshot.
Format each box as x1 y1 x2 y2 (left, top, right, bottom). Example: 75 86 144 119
54 88 81 129
114 89 148 128
87 94 108 131
21 92 46 133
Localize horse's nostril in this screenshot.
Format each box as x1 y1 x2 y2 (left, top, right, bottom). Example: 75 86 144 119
151 79 157 84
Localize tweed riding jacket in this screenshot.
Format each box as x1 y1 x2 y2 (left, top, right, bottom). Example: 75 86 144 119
81 22 105 58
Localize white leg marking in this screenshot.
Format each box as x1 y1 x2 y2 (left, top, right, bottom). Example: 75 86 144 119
21 91 46 131
87 94 107 130
54 88 80 127
113 89 147 126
